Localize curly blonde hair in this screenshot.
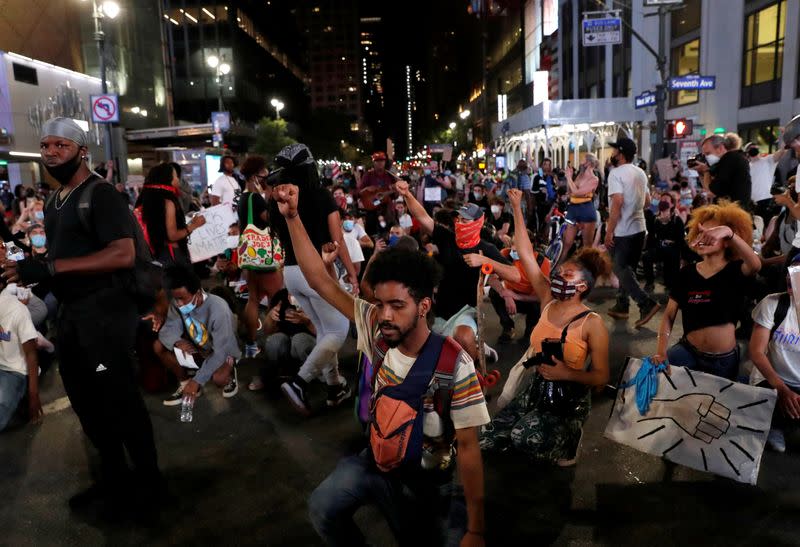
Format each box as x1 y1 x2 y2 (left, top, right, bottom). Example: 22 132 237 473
686 201 753 258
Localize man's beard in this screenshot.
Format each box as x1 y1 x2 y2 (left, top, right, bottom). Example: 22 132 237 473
380 314 419 349
44 150 83 185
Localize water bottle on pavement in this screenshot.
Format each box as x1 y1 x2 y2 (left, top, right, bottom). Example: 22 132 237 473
180 395 194 422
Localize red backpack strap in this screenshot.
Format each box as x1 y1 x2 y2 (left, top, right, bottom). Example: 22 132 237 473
368 330 390 390
432 336 461 440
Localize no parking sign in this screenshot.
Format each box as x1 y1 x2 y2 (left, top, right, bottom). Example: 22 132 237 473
90 94 119 123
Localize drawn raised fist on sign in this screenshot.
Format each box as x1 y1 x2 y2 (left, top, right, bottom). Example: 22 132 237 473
638 393 731 444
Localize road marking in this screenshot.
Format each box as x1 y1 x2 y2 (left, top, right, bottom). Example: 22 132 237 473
42 396 72 415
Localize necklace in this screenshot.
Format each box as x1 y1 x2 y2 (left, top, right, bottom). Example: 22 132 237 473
54 173 93 211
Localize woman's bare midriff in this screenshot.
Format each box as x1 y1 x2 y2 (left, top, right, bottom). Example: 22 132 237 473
686 324 737 354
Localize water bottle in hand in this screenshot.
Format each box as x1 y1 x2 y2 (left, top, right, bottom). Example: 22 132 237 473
180 395 194 422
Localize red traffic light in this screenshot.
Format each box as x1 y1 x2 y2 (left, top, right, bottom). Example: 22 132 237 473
667 118 693 139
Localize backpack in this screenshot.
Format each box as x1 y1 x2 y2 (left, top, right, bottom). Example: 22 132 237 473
770 292 791 340
50 176 163 313
364 331 461 473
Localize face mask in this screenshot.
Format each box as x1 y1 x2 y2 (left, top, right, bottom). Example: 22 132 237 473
345 195 354 205
226 235 240 249
651 198 660 208
343 219 355 232
681 198 693 207
610 154 620 167
30 234 46 248
490 205 501 215
473 191 483 199
706 154 720 166
658 201 671 212
388 234 400 246
424 169 431 175
748 148 760 158
510 249 520 261
44 150 83 185
178 301 196 315
34 210 44 220
550 273 580 300
379 221 387 229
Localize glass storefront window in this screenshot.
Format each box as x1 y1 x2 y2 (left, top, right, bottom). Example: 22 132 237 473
741 1 785 106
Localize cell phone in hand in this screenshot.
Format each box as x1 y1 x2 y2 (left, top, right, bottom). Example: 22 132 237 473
540 339 563 365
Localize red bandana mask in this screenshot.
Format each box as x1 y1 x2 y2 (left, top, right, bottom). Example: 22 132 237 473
454 215 484 249
144 183 180 196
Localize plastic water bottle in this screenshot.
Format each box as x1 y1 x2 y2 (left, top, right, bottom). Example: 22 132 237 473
180 395 194 422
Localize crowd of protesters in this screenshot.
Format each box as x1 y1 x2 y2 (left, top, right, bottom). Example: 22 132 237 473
2 115 800 544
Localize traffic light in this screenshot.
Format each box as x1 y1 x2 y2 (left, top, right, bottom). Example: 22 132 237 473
666 118 693 139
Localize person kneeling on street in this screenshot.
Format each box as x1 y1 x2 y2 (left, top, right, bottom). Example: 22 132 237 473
155 265 241 405
274 183 489 547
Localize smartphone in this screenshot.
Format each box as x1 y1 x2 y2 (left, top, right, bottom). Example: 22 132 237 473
540 339 563 365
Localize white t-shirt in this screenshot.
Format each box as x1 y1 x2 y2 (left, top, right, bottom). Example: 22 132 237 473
343 230 365 264
607 163 648 237
209 174 240 206
751 293 800 388
0 292 38 376
354 299 490 440
749 155 778 203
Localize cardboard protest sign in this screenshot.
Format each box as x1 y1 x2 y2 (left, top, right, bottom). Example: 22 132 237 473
187 204 238 263
605 358 777 485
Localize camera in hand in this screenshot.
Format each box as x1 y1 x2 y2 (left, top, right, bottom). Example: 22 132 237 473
770 183 789 195
523 338 564 368
686 153 706 169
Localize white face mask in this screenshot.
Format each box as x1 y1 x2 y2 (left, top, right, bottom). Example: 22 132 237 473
490 205 501 215
706 154 720 167
345 195 354 205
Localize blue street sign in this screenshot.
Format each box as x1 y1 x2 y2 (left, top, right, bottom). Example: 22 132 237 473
211 111 231 132
635 91 657 109
667 75 716 91
582 16 622 46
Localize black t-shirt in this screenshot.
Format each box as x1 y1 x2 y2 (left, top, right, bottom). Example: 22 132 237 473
709 150 752 206
489 212 514 234
44 176 134 303
269 288 313 337
650 214 685 246
431 224 508 319
238 192 269 231
270 185 338 266
670 260 746 335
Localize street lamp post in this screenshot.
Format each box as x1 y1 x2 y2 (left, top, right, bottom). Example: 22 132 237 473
270 98 284 119
90 0 119 164
207 55 231 112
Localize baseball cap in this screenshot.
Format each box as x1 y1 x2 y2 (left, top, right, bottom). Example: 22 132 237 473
609 137 637 158
783 115 800 148
457 203 484 221
372 151 387 161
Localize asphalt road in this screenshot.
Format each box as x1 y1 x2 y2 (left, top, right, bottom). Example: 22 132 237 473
2 285 800 546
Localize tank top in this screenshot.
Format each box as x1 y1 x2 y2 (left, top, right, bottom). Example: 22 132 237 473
528 301 595 370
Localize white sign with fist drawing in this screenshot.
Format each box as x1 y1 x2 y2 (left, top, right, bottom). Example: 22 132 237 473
605 358 777 485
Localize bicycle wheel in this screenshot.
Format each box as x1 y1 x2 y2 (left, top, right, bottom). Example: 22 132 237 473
546 239 563 265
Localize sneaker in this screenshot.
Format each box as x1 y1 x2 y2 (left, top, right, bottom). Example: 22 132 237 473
163 381 196 406
326 379 353 407
281 381 311 416
607 303 630 319
498 327 515 344
248 375 265 391
223 367 239 398
484 343 499 364
244 343 260 359
556 427 584 467
634 300 662 329
767 428 787 453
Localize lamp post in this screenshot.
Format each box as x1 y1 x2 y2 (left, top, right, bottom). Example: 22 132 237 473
90 0 120 163
270 98 284 119
207 54 231 112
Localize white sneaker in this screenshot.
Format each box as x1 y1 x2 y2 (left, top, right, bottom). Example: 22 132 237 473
484 343 499 364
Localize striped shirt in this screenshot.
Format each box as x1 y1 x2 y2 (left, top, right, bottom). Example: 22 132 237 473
354 299 490 437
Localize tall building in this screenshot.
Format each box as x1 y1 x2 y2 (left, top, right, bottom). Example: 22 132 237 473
301 1 362 124
493 0 800 168
162 1 308 126
359 15 385 147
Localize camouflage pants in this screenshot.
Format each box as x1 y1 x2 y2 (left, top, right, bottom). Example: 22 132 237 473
480 375 590 463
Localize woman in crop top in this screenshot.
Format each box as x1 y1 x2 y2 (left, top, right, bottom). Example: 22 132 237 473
654 202 761 379
560 154 601 264
480 189 610 465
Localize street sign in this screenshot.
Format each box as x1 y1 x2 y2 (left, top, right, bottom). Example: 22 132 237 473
90 94 119 123
668 74 716 90
635 91 657 109
582 14 622 47
211 111 230 132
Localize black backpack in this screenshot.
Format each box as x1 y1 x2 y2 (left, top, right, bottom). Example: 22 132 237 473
49 176 163 313
770 292 791 340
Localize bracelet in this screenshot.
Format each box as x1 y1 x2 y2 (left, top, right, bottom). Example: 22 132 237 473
286 212 299 219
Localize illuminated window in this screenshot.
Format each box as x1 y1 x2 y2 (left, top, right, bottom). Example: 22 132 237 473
741 0 785 107
670 39 700 106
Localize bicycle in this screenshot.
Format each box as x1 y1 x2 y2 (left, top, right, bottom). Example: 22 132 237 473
544 208 575 266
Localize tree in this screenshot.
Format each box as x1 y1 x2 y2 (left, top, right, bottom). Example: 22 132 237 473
252 118 296 160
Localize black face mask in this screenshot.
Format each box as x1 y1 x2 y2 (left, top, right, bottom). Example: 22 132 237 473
748 148 760 157
610 154 620 167
43 150 83 185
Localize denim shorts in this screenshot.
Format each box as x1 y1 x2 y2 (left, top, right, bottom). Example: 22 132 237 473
566 201 598 223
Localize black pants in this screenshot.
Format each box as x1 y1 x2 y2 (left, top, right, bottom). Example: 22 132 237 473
611 231 651 309
641 244 681 290
488 287 541 339
57 288 159 486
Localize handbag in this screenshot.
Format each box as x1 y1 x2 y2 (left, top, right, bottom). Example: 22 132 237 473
237 193 284 272
528 310 592 416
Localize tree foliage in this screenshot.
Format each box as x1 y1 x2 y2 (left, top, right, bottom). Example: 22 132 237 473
252 118 296 161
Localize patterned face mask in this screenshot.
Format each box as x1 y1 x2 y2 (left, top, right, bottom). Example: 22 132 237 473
550 273 580 300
